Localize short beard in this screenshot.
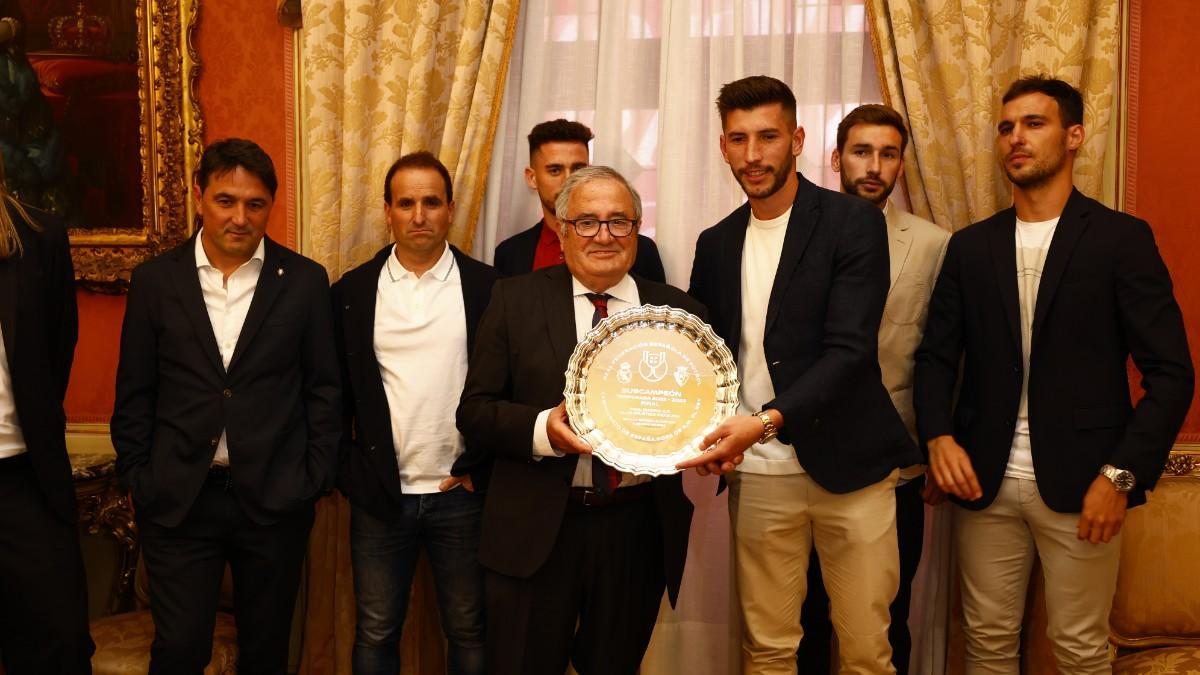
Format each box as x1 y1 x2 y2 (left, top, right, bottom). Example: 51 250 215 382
1005 139 1069 189
841 173 894 206
735 160 792 201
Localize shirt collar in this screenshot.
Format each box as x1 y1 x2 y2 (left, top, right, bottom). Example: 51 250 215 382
385 241 455 282
571 273 637 305
194 230 265 271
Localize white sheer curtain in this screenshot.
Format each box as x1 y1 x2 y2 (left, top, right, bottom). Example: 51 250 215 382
474 3 956 674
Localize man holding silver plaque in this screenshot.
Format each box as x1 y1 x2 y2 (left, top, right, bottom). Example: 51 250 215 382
457 166 704 675
681 76 922 674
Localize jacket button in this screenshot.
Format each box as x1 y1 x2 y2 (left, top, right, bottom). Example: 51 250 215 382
1012 364 1020 373
369 445 376 451
211 438 219 447
223 388 233 398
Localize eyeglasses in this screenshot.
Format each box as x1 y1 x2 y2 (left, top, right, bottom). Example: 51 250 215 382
562 218 639 238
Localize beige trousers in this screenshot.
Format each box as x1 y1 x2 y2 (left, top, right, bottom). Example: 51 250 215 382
729 470 900 675
954 477 1121 675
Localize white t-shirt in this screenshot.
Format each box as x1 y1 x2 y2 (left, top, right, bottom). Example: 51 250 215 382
736 206 804 475
1005 216 1060 480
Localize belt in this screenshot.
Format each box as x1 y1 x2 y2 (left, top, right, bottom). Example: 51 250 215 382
0 453 31 471
568 481 653 507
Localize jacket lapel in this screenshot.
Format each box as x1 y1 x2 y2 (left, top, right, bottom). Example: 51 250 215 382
714 205 748 355
540 265 578 372
352 246 390 387
764 174 820 336
986 209 1022 351
453 245 486 353
170 236 226 374
884 207 913 292
1031 189 1089 349
227 238 285 373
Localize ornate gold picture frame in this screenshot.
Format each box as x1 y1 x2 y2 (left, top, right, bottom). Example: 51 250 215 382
49 0 203 291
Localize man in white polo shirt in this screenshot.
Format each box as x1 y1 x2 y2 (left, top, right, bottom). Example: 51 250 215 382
333 151 497 675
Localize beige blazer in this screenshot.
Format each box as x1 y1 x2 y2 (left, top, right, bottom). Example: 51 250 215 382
878 203 950 471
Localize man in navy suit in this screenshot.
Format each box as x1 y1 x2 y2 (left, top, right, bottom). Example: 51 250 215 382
493 119 665 282
681 76 918 674
0 165 93 674
333 151 496 675
112 138 340 675
915 76 1193 674
460 166 698 675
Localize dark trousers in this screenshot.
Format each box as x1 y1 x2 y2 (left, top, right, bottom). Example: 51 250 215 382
350 489 486 675
485 494 665 675
798 475 926 674
0 454 93 675
139 471 314 675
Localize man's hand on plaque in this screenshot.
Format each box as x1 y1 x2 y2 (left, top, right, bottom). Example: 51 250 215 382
675 415 766 476
547 400 593 455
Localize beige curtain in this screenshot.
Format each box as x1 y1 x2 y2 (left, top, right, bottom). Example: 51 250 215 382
866 0 1121 231
296 1 520 673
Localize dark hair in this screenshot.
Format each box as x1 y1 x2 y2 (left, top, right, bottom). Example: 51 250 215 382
196 138 278 197
837 104 909 154
527 119 593 159
1001 76 1084 127
715 75 797 127
383 151 453 205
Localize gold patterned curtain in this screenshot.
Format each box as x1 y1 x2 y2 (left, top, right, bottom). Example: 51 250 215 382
296 1 520 673
866 0 1121 230
298 0 520 276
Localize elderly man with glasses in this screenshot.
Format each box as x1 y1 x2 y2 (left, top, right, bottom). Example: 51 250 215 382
457 165 704 675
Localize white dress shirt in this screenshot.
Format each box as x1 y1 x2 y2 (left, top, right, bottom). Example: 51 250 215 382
737 206 804 475
0 323 26 459
195 233 265 466
531 274 649 488
374 243 469 493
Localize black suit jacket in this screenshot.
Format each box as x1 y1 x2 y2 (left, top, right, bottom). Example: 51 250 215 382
493 219 667 283
456 265 697 605
333 244 498 519
0 206 78 524
914 189 1193 511
111 235 341 527
689 173 919 493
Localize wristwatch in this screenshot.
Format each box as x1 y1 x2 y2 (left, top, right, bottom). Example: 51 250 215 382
1100 464 1135 492
754 410 778 444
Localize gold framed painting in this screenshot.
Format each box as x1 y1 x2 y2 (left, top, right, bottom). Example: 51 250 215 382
1 0 202 291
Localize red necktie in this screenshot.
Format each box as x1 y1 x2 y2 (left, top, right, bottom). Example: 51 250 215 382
585 293 622 494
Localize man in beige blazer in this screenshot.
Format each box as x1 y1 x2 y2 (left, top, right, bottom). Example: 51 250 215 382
797 104 950 675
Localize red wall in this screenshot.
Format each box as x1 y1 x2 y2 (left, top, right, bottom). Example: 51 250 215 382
1128 0 1200 441
65 0 292 423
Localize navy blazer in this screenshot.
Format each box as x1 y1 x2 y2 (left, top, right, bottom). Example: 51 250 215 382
112 234 341 527
0 206 78 523
914 189 1193 511
456 265 698 606
332 244 497 519
689 173 919 493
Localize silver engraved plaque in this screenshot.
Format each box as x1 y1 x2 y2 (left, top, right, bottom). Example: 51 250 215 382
564 305 740 476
